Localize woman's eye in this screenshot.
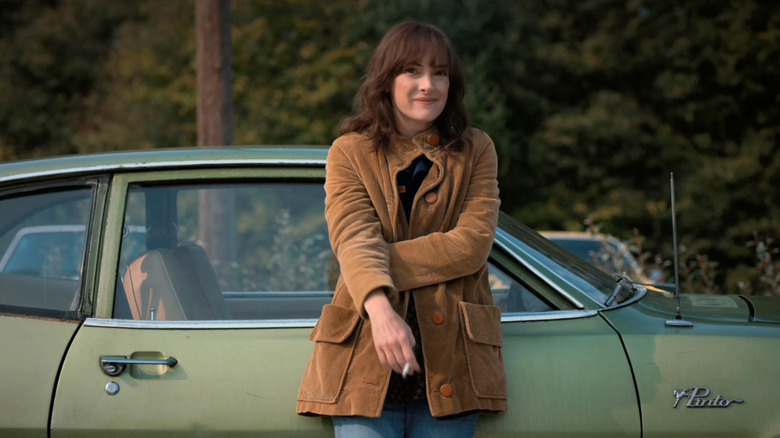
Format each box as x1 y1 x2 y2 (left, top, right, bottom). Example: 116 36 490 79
435 70 449 76
405 68 418 75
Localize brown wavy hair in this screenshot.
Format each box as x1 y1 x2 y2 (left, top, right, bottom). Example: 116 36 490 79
338 21 469 152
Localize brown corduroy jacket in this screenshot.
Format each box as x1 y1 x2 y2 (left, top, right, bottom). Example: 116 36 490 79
297 127 506 418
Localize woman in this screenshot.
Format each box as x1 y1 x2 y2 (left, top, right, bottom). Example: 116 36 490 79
298 21 506 437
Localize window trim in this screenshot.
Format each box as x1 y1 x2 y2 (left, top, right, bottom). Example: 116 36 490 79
95 169 328 320
85 309 600 330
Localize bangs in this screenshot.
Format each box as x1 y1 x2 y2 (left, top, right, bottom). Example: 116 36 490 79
384 25 451 73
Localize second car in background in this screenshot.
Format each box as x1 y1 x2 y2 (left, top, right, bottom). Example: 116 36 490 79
540 231 663 284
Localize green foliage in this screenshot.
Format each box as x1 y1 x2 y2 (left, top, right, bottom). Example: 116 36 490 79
231 0 373 145
74 1 196 151
0 0 778 294
0 0 138 159
504 0 780 293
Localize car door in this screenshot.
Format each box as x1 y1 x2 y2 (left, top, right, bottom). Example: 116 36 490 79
0 185 97 436
50 169 333 437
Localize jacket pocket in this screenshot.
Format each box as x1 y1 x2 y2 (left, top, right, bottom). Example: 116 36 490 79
298 304 362 403
458 301 507 399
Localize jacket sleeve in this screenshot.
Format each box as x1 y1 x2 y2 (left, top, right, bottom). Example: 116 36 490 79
387 134 500 291
325 138 395 318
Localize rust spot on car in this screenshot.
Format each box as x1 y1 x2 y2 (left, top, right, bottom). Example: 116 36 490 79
0 312 81 324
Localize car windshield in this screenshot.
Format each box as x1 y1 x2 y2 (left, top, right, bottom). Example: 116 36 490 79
497 212 638 307
540 233 650 283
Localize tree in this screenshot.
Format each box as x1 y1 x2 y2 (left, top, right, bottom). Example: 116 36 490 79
0 0 138 159
72 1 196 152
503 0 780 292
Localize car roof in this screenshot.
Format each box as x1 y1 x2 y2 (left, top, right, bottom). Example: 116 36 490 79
0 146 329 186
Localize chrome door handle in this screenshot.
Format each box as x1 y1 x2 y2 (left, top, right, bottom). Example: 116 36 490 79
100 355 178 376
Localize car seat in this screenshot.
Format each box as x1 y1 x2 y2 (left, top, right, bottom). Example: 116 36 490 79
123 245 230 320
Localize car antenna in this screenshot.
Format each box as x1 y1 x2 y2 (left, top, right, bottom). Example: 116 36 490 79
665 172 694 328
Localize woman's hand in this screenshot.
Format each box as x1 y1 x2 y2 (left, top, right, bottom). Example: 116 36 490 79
363 289 421 376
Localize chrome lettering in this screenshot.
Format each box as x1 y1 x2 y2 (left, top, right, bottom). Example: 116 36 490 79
673 389 689 408
673 387 743 409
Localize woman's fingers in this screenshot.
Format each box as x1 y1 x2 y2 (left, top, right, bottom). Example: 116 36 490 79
399 324 420 376
363 289 421 376
370 311 419 374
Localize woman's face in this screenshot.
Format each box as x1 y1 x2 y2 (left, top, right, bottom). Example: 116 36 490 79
391 55 449 138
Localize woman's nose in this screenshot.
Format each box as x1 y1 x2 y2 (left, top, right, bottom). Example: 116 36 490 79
418 73 433 91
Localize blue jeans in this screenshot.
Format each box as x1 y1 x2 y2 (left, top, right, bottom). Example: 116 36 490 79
332 401 480 438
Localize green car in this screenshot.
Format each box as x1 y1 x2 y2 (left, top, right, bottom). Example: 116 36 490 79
1 148 778 437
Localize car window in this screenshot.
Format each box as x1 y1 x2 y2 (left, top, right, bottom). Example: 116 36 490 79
115 182 333 320
489 262 554 313
0 188 92 316
115 182 555 321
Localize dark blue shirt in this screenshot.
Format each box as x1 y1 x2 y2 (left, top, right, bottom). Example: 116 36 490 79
397 155 433 221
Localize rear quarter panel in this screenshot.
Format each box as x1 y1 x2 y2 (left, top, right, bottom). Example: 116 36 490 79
0 315 79 436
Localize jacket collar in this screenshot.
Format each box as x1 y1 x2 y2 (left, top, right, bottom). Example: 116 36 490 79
388 128 444 170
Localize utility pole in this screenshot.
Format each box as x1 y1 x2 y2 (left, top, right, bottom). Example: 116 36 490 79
197 0 233 148
196 0 235 285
